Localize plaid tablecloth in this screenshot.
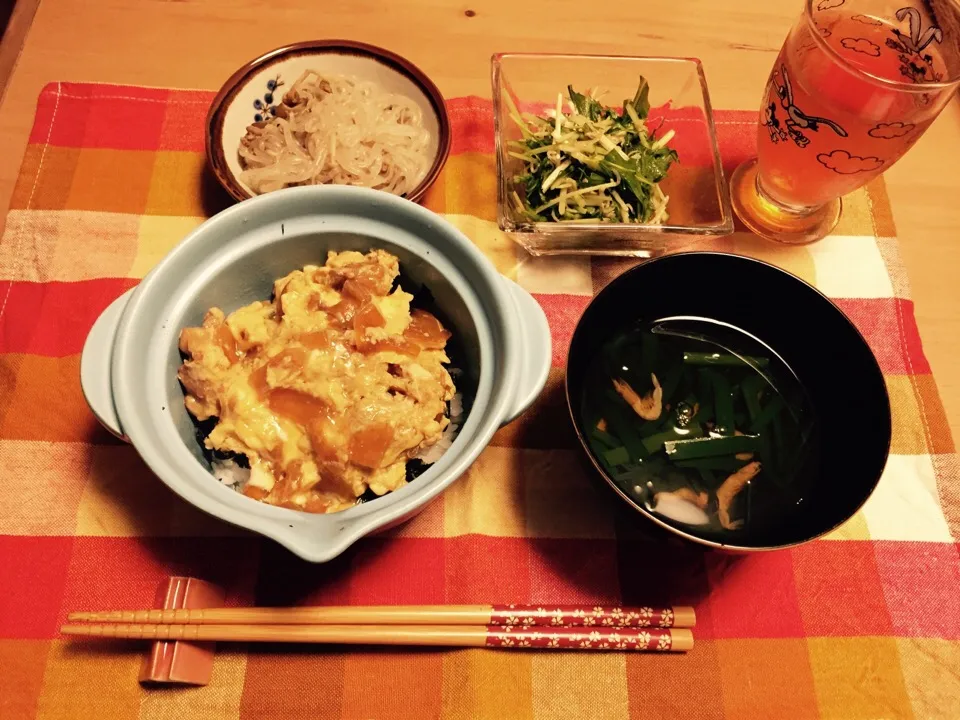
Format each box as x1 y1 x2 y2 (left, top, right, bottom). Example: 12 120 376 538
1 82 958 720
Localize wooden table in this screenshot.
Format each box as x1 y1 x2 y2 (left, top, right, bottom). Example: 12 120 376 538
1 0 958 437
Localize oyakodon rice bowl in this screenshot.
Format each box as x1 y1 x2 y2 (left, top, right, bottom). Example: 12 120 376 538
80 185 551 562
179 249 465 514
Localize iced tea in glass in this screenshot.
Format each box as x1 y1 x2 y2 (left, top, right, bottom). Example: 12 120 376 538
731 0 960 244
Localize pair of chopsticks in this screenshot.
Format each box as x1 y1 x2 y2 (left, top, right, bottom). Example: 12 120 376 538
63 604 696 653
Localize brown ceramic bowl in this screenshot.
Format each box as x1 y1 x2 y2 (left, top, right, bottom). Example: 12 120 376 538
206 40 451 203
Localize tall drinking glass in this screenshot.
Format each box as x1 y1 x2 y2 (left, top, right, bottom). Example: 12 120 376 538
731 0 960 244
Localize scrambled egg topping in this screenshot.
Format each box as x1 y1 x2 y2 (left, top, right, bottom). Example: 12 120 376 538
178 250 455 513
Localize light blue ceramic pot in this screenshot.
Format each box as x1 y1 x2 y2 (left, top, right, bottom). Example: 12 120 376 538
81 185 551 561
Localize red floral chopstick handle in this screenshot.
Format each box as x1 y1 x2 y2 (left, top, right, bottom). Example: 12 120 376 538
489 604 685 628
485 626 688 652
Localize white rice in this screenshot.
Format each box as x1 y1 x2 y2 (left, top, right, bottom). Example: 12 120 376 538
212 458 250 487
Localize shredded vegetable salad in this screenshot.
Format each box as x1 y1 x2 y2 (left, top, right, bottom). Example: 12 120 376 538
506 77 678 224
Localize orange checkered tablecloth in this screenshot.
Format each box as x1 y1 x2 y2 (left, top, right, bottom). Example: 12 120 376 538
1 82 958 720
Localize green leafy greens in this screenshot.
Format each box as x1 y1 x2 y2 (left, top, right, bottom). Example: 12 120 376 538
506 77 678 224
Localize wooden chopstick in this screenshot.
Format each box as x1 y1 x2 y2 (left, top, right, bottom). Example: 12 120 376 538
60 622 693 652
68 604 696 629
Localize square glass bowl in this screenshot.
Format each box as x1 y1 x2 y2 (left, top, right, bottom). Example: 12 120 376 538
492 53 734 256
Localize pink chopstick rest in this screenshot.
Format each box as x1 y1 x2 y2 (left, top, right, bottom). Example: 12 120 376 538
139 576 225 686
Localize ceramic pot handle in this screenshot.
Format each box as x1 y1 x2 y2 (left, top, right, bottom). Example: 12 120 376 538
500 278 551 425
80 288 137 441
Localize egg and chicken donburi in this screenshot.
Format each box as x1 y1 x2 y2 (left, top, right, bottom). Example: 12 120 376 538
177 249 460 514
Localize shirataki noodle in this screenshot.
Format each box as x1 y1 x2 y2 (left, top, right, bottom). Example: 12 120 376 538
238 70 432 195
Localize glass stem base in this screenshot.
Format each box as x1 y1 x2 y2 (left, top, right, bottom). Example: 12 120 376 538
730 158 841 245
